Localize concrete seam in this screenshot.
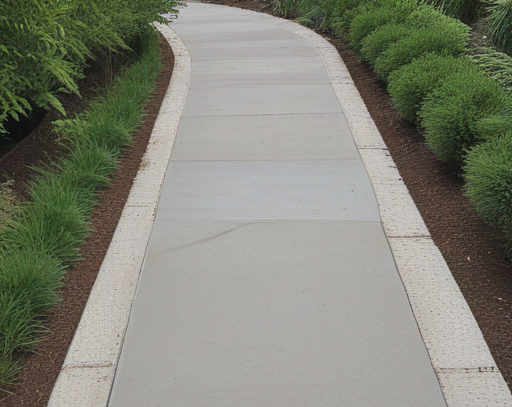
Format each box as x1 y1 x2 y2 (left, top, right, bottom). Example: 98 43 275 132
46 23 191 407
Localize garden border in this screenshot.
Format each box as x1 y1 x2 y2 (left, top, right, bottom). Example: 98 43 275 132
47 22 191 407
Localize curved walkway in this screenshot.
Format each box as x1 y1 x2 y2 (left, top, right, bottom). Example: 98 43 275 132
49 3 511 406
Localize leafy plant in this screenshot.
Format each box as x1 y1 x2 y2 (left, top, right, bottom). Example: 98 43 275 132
464 133 512 258
388 53 477 123
484 0 512 55
419 70 509 165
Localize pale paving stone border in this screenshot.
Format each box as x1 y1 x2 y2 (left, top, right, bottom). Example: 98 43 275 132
47 22 191 407
48 4 512 406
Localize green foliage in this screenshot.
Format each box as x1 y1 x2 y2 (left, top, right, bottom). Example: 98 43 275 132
347 0 416 51
419 70 509 165
360 23 411 65
484 0 512 55
470 47 512 90
0 26 162 392
0 181 19 237
388 54 477 123
464 133 512 257
373 16 470 80
273 0 310 19
331 0 372 36
0 0 180 132
424 0 481 23
0 249 65 354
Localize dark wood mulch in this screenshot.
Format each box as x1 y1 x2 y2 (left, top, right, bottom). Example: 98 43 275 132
1 2 512 404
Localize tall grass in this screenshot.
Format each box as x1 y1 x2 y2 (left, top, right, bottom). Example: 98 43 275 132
485 0 512 55
0 25 163 392
424 0 481 23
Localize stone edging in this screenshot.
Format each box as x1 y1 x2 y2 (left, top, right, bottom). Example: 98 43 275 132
47 22 191 407
251 9 512 407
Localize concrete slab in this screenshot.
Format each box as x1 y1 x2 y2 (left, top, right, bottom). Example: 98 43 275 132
155 161 380 221
182 84 341 116
108 220 446 407
184 39 321 60
175 24 299 42
171 114 359 161
188 57 330 87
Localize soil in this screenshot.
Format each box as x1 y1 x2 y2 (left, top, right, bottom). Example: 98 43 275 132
2 2 512 405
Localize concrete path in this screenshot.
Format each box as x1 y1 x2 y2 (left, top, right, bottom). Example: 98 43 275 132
108 3 446 406
48 3 512 407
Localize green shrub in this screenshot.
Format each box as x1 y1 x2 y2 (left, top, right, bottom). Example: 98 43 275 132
484 0 512 55
331 0 372 36
419 70 509 165
475 111 512 141
348 0 416 51
360 23 411 65
464 133 512 257
387 54 477 123
374 18 470 80
424 0 480 23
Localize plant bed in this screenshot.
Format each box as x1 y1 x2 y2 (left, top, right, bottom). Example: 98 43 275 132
0 34 174 407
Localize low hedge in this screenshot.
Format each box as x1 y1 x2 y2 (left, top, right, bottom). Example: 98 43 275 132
347 0 416 51
374 18 470 81
464 133 512 258
419 70 509 165
387 53 477 123
360 23 411 66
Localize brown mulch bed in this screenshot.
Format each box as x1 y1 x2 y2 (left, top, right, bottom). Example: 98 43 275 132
1 2 512 404
0 35 174 407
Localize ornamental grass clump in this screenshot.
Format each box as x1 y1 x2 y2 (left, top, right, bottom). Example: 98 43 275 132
424 0 480 23
418 70 509 165
485 0 512 55
470 47 512 90
387 53 477 123
464 133 512 259
374 16 470 81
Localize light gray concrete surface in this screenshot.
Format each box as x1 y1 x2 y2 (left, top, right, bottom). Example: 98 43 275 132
48 2 512 407
107 3 446 406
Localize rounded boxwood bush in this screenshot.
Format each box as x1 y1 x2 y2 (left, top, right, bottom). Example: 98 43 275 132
360 23 411 66
418 70 509 165
464 133 512 255
387 53 476 123
374 18 470 81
